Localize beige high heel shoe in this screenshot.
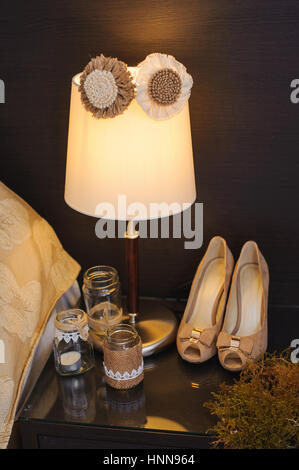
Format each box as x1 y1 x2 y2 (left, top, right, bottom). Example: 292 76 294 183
217 241 269 372
177 236 234 363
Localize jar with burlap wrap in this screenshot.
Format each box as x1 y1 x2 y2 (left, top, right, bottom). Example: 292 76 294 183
103 324 144 390
53 309 95 376
83 266 123 351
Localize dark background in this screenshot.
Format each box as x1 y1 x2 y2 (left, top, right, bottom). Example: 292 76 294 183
0 0 299 306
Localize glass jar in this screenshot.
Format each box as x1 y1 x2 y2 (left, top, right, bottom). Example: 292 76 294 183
58 372 96 422
83 266 123 350
53 309 94 376
103 324 143 390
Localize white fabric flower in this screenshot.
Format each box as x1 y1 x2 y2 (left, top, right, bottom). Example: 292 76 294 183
136 53 193 120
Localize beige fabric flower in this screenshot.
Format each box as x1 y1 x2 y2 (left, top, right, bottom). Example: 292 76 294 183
136 53 193 120
79 54 135 118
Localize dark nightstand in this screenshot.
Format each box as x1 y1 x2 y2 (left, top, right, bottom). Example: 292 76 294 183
18 301 298 449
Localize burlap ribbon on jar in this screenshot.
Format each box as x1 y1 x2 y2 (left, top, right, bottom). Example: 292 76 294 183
103 339 144 390
54 309 89 343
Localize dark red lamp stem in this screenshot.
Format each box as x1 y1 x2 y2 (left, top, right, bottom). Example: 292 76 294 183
125 223 139 323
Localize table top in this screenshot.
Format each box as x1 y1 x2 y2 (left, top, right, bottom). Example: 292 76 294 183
20 345 234 436
19 302 296 437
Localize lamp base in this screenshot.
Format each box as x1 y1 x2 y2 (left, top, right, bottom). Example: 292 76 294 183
124 298 178 357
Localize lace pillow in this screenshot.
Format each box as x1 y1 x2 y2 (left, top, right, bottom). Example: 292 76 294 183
0 181 80 448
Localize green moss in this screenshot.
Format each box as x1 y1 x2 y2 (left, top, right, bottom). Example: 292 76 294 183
204 351 299 449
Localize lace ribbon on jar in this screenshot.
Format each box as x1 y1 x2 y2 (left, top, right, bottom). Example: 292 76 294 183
55 310 89 344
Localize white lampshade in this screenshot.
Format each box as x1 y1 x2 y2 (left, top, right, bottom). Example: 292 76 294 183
65 68 196 221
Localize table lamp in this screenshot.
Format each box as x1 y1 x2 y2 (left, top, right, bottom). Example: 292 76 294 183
65 53 196 355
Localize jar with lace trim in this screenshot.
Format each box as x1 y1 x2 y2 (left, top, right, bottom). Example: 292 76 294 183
53 309 95 376
83 266 123 351
103 324 144 390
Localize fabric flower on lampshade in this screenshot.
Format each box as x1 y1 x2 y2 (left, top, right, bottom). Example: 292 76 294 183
79 54 135 118
136 53 193 120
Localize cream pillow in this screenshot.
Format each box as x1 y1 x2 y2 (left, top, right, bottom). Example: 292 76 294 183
0 181 80 448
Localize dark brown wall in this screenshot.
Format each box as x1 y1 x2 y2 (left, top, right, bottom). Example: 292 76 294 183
1 0 299 305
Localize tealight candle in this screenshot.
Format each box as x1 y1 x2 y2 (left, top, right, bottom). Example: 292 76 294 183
60 351 82 374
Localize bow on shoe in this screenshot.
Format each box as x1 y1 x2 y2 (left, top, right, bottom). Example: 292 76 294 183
216 332 253 355
179 323 216 348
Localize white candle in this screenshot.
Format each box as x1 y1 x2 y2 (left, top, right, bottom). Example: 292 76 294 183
60 351 82 373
